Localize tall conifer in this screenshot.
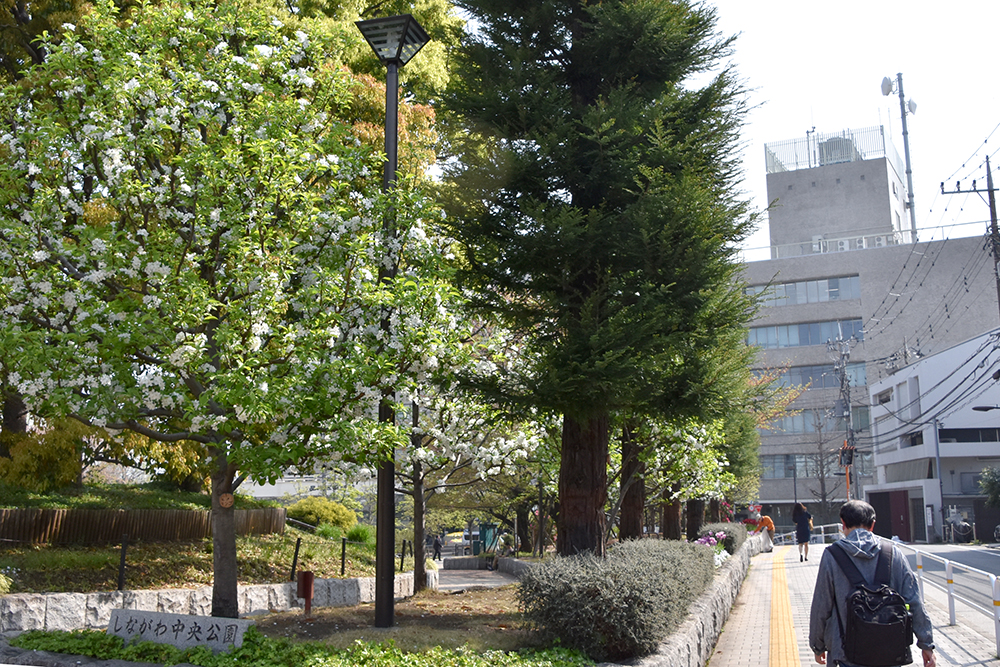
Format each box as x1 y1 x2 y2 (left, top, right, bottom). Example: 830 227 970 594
443 0 756 555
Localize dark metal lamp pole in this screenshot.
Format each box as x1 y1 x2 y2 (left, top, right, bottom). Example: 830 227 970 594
355 13 430 630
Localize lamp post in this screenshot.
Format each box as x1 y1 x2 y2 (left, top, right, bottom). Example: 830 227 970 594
355 13 430 629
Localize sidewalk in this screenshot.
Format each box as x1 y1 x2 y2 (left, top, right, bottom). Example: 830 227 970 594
708 544 1000 667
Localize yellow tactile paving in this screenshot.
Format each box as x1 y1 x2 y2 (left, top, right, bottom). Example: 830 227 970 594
770 546 802 667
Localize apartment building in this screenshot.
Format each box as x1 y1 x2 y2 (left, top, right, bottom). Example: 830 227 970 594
868 328 1000 542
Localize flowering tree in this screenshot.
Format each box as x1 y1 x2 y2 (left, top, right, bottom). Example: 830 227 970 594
609 418 736 540
398 380 548 589
0 0 460 616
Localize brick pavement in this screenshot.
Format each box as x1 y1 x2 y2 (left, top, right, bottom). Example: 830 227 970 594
709 543 1000 667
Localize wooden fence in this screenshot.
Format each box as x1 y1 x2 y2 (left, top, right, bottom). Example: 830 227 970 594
0 508 286 545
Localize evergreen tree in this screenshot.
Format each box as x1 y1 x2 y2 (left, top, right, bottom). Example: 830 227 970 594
442 0 756 555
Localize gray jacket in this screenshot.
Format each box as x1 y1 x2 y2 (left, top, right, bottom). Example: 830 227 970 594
809 529 934 665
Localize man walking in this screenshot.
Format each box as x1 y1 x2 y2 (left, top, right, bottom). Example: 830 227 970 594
809 500 935 667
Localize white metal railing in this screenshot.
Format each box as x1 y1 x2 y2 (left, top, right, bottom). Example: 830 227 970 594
773 523 842 546
894 542 1000 657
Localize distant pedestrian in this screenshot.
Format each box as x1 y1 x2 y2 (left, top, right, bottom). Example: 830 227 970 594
755 513 775 552
793 502 812 561
433 535 442 560
809 499 935 667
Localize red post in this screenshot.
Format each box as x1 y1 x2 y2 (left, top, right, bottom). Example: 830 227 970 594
296 570 314 617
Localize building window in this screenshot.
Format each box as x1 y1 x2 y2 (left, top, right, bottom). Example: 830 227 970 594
761 451 871 479
747 319 864 349
938 428 1000 443
769 362 867 389
746 275 861 307
762 406 870 434
961 472 984 495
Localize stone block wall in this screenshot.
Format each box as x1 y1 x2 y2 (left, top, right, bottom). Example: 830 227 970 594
0 570 431 637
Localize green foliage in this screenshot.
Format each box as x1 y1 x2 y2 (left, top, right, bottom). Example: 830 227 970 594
698 522 746 555
518 539 714 661
981 467 1000 508
314 523 343 540
11 627 593 666
0 571 11 594
346 523 375 545
443 0 757 421
287 496 357 530
0 419 84 491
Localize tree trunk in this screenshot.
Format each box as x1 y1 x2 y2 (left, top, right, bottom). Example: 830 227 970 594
558 412 609 556
210 450 239 618
515 505 531 553
618 422 644 540
709 498 722 522
1 394 27 458
412 460 426 592
662 484 683 540
686 498 706 541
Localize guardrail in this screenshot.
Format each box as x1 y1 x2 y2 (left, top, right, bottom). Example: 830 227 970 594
773 523 842 546
891 543 1000 657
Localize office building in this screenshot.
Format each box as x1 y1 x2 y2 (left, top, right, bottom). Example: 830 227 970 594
743 126 999 531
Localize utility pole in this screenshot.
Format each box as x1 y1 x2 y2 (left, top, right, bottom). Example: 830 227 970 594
941 155 1000 323
830 336 857 500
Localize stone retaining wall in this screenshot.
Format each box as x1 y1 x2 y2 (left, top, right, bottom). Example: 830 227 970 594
0 570 437 637
442 556 531 577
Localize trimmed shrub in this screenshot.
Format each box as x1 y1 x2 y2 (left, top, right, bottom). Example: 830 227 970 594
346 523 375 545
517 539 715 661
286 496 357 530
699 522 746 554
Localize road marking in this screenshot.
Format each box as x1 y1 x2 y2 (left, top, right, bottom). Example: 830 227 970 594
770 546 801 667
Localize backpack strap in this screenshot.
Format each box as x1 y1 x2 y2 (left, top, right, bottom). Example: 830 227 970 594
874 541 894 587
828 541 867 587
829 539 894 588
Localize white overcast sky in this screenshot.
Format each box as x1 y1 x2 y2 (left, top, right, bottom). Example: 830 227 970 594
706 1 1000 258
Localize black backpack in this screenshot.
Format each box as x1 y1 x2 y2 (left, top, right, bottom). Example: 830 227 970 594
828 541 914 667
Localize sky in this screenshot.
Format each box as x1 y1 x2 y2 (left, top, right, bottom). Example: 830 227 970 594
706 1 1000 260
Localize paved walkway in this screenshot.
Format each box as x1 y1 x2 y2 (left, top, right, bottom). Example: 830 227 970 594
709 544 1000 667
436 567 519 591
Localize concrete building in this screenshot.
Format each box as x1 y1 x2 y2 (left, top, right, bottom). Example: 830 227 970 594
743 126 1000 531
868 329 1000 543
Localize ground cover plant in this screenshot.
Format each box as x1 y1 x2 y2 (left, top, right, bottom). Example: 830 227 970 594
11 623 594 667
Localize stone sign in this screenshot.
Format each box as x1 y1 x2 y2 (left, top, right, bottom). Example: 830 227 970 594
108 609 254 652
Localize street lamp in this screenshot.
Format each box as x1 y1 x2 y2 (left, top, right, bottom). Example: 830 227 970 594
355 13 430 629
973 406 1000 412
881 73 918 242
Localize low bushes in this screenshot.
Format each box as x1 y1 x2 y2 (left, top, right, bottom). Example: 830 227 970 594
517 539 715 662
286 497 357 530
346 523 375 545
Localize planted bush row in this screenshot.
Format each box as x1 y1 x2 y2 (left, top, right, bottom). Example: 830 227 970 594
518 538 717 662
